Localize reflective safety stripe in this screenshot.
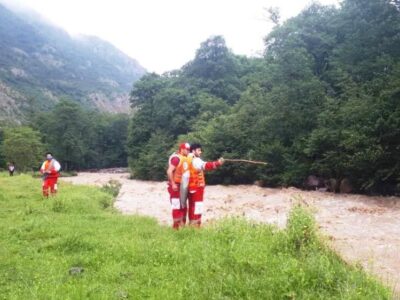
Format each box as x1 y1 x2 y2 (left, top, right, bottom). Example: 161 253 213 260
194 202 204 215
171 198 180 209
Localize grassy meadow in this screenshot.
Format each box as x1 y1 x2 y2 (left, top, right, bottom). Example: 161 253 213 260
0 173 390 299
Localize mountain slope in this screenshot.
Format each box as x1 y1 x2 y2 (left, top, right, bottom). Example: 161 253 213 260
0 3 146 122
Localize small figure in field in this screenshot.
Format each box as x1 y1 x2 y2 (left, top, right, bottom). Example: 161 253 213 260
40 152 61 197
7 162 15 176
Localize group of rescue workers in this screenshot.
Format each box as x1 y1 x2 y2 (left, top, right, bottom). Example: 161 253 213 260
38 143 222 229
167 142 224 229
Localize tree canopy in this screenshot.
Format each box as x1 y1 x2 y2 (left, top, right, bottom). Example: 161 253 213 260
31 100 129 171
127 0 400 194
1 126 44 171
1 0 398 195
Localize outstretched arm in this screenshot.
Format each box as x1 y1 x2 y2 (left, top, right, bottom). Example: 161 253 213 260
193 157 224 171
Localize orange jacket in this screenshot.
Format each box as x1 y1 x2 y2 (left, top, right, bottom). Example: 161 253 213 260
170 153 190 184
189 156 221 189
40 159 61 178
189 158 205 189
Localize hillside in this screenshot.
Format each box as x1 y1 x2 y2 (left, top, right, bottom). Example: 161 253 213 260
0 3 146 123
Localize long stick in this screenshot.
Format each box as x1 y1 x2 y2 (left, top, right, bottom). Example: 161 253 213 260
224 159 268 165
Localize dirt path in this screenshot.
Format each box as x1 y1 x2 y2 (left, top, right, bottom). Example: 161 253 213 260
62 173 400 293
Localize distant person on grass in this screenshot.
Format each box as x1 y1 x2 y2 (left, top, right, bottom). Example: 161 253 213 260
187 143 224 227
40 152 61 198
7 162 15 176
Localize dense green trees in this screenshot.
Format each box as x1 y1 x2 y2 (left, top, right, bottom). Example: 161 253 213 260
1 0 398 194
0 127 44 171
32 100 129 171
127 36 250 179
33 100 92 170
127 0 400 194
0 102 129 172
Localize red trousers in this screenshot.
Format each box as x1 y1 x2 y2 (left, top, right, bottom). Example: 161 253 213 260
188 187 204 227
168 185 187 229
42 177 58 197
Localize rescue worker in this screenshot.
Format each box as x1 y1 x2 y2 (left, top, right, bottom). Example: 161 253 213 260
166 142 191 229
40 152 61 197
188 143 224 227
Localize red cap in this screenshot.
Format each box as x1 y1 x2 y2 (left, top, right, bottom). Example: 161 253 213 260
179 142 190 150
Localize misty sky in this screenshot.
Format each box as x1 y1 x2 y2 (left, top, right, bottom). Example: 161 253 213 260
3 0 339 73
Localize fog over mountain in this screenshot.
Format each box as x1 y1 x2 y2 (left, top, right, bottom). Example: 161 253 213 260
0 2 146 122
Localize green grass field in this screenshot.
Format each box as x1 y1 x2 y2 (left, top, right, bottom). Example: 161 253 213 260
0 173 390 299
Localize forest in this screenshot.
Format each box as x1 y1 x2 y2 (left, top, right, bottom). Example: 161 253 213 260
0 100 128 171
1 0 399 194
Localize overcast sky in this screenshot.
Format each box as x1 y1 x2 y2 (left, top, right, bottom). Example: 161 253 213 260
3 0 339 73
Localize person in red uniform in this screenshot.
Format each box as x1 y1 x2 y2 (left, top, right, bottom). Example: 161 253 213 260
188 143 224 227
40 152 61 197
166 142 191 229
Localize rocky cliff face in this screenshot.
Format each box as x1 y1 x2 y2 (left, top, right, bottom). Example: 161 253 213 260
0 3 146 122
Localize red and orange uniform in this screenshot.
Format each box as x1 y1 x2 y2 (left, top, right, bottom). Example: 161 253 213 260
167 143 191 229
188 156 222 226
40 158 61 197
